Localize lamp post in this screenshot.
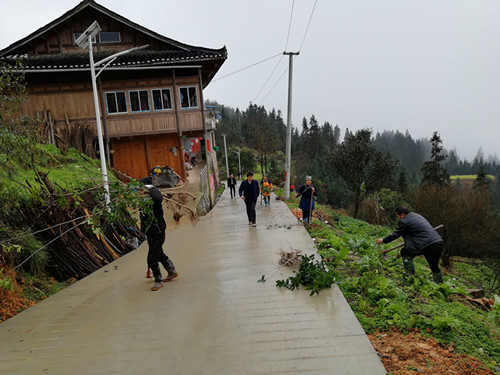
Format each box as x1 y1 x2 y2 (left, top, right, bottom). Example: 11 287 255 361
222 133 229 178
231 148 241 180
76 21 148 205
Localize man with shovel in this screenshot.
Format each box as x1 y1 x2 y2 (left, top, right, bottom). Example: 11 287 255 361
376 206 444 283
295 176 317 225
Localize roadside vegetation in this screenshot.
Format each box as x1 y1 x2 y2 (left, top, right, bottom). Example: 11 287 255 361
283 200 500 374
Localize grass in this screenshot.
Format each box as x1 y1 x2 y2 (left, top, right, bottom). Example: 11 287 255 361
450 175 496 180
289 202 500 370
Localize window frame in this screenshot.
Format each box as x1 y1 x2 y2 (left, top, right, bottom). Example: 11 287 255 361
105 91 128 115
128 89 151 113
98 32 121 44
179 86 199 109
73 33 96 45
151 88 174 112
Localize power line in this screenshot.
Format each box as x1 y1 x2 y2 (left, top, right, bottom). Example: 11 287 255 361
259 64 289 105
252 56 284 103
299 0 318 52
0 215 89 244
5 218 90 276
284 0 296 51
252 0 296 103
211 52 282 82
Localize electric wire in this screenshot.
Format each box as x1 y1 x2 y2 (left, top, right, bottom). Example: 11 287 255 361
259 65 289 105
252 0 295 103
259 0 318 105
284 0 296 51
0 215 89 244
211 52 282 82
298 0 318 52
5 218 91 276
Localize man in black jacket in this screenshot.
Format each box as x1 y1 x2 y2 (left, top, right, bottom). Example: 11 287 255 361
238 172 260 226
376 206 443 283
141 186 178 291
227 173 237 199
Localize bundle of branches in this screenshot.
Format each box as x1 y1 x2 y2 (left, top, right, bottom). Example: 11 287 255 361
279 249 301 268
161 189 198 223
18 171 144 280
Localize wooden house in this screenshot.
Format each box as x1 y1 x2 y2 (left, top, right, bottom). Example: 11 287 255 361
0 0 227 180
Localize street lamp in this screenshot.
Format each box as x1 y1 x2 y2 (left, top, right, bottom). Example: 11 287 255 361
76 21 148 205
222 133 229 179
231 148 241 180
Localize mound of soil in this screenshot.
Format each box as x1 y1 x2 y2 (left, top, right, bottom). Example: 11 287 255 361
369 329 495 375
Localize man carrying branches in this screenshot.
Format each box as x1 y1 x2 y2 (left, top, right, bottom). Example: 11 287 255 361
141 185 178 291
376 206 444 283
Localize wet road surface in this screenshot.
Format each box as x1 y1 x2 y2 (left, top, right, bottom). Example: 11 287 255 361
0 189 386 374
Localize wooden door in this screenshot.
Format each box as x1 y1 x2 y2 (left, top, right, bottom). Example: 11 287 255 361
111 138 148 179
147 135 182 175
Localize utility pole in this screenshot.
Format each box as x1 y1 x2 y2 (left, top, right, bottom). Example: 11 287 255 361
222 133 229 178
284 51 299 199
232 148 241 180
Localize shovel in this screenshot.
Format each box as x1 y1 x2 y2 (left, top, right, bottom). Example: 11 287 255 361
381 224 444 261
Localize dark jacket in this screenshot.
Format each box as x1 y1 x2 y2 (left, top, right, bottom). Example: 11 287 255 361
383 212 442 255
297 184 317 211
238 179 260 201
227 177 237 188
140 187 166 236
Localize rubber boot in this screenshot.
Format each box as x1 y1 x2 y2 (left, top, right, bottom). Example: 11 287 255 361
151 264 163 283
432 271 444 284
402 257 415 275
161 258 176 276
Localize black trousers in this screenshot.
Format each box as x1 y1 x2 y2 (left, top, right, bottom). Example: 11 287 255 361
229 186 236 198
245 199 257 223
147 231 175 281
401 242 443 273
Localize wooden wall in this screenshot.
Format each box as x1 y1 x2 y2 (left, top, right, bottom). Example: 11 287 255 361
24 77 204 136
23 12 178 56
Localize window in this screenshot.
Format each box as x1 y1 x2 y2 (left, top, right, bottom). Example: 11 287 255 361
105 91 127 114
129 90 150 112
179 86 198 109
99 32 121 44
151 89 173 111
74 33 96 44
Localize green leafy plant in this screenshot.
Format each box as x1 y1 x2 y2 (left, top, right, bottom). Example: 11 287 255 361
276 254 338 296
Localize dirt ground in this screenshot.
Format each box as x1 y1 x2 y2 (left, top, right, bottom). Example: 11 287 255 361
369 329 495 375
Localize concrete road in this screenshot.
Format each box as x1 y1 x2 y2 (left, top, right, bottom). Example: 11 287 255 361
0 189 386 375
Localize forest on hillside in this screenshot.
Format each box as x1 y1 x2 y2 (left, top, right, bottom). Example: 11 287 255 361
209 99 500 266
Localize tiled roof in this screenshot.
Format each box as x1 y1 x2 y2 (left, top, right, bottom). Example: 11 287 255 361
1 49 227 71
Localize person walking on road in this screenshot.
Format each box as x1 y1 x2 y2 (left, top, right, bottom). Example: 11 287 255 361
227 173 237 199
295 176 317 224
376 206 444 283
239 172 260 226
141 186 178 291
260 174 273 207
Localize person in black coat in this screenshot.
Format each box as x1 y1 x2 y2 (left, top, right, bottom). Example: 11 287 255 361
295 176 317 224
238 172 260 226
376 206 443 283
140 186 178 291
227 173 237 199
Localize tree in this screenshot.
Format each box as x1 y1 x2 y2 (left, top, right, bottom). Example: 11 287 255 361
473 164 490 191
0 61 41 174
421 132 450 187
330 129 397 218
245 104 279 174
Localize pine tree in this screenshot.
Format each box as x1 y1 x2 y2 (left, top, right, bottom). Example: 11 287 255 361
420 132 450 187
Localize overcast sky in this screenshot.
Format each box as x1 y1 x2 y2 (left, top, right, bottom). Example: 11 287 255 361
1 0 499 161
